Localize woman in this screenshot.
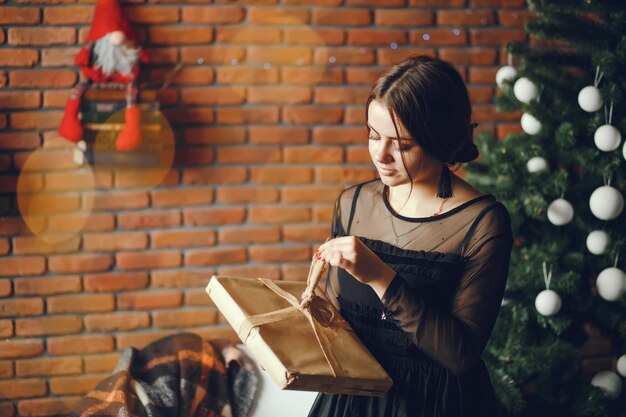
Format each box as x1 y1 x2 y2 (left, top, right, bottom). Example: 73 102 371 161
310 55 514 417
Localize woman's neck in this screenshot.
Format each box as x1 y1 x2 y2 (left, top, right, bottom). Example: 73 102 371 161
387 174 457 217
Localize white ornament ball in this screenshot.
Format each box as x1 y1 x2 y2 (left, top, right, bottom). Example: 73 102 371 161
586 230 610 255
594 124 621 152
513 77 539 104
547 198 574 226
527 156 548 174
596 267 625 301
622 139 626 161
591 371 622 399
521 113 542 135
617 355 626 377
578 85 603 112
535 289 562 316
589 186 624 221
496 65 518 88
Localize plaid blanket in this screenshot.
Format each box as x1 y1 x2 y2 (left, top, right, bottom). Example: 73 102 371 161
68 333 258 417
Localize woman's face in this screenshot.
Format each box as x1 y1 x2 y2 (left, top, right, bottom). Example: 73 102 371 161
367 99 438 187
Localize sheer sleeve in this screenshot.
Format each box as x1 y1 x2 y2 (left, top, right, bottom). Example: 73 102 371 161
324 190 349 310
381 203 513 375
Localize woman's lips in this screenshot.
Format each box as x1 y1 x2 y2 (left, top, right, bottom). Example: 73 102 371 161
378 166 396 176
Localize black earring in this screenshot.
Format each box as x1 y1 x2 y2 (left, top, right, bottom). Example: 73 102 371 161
437 164 453 198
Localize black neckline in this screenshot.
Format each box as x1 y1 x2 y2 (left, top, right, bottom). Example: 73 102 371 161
382 183 495 223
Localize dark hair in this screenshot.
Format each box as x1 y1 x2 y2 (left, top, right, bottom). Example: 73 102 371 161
365 55 478 166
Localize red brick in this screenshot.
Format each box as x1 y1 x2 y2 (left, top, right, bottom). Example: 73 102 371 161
10 110 63 130
216 186 279 204
283 146 343 164
216 26 281 44
83 232 148 251
13 235 79 254
438 10 495 26
0 379 47 399
83 272 147 292
0 339 43 359
282 263 311 281
150 66 215 86
0 256 46 277
181 87 245 105
375 9 432 26
41 47 80 67
49 374 107 395
47 335 113 356
152 269 213 289
314 47 374 65
0 319 13 338
0 239 8 255
249 86 312 104
249 167 312 185
14 276 81 296
283 224 331 243
143 47 178 64
151 229 216 248
17 356 82 377
153 308 219 328
116 250 182 270
0 280 10 297
88 190 148 211
470 0 525 6
498 10 534 27
218 226 281 244
313 127 368 145
185 247 247 266
439 48 497 65
184 288 212 306
248 126 309 144
48 212 115 233
0 49 38 67
249 206 311 224
314 86 370 104
48 294 114 314
117 210 181 229
282 186 343 203
0 298 44 317
151 187 213 207
49 254 113 274
470 28 527 46
9 69 76 87
216 66 278 85
0 402 13 417
313 205 334 222
316 166 376 183
283 0 341 4
117 290 182 310
181 45 246 65
281 66 343 85
216 146 281 164
14 146 76 170
182 6 244 23
17 396 81 417
182 168 247 185
247 7 309 25
184 127 246 145
0 132 40 150
43 6 93 24
0 360 13 378
410 28 467 46
410 0 465 4
84 353 122 374
217 265 281 280
183 207 246 226
0 7 40 24
116 330 176 350
312 8 371 26
15 315 82 337
84 311 150 332
347 28 406 46
496 122 523 139
249 245 311 262
173 147 215 166
126 6 179 24
113 168 180 189
7 28 76 46
248 46 311 65
150 27 214 45
469 66 499 84
217 107 280 125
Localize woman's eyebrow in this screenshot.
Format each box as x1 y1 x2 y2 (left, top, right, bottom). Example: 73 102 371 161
367 123 412 141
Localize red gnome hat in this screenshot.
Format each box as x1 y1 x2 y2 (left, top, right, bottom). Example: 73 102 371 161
86 0 137 43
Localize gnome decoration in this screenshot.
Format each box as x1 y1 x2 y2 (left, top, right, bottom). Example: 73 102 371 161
58 0 149 151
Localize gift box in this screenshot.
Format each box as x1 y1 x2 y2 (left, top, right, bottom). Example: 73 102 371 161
205 257 393 397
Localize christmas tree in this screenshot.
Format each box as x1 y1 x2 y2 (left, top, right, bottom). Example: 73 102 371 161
464 1 626 416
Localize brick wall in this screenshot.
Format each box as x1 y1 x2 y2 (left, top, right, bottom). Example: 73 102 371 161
0 0 564 415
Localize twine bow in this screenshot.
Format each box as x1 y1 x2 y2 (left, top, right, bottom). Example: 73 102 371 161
237 255 349 378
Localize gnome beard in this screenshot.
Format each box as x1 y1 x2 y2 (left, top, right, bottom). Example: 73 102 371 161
93 33 140 78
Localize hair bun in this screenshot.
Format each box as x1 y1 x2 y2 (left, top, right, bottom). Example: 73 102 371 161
453 140 479 163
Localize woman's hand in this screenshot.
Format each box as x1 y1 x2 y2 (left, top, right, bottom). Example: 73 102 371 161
316 236 396 299
209 338 256 372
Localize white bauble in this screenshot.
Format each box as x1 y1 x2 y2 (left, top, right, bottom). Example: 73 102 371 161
586 230 610 255
622 139 626 161
547 198 574 225
527 156 548 173
589 186 624 221
513 77 539 104
617 355 626 377
496 65 518 88
594 124 621 152
596 267 625 301
535 289 562 316
578 85 603 112
591 371 622 399
521 113 542 135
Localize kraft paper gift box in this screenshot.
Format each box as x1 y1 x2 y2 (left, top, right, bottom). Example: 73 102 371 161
205 256 393 397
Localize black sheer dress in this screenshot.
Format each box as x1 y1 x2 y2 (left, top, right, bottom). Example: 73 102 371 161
308 178 513 417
